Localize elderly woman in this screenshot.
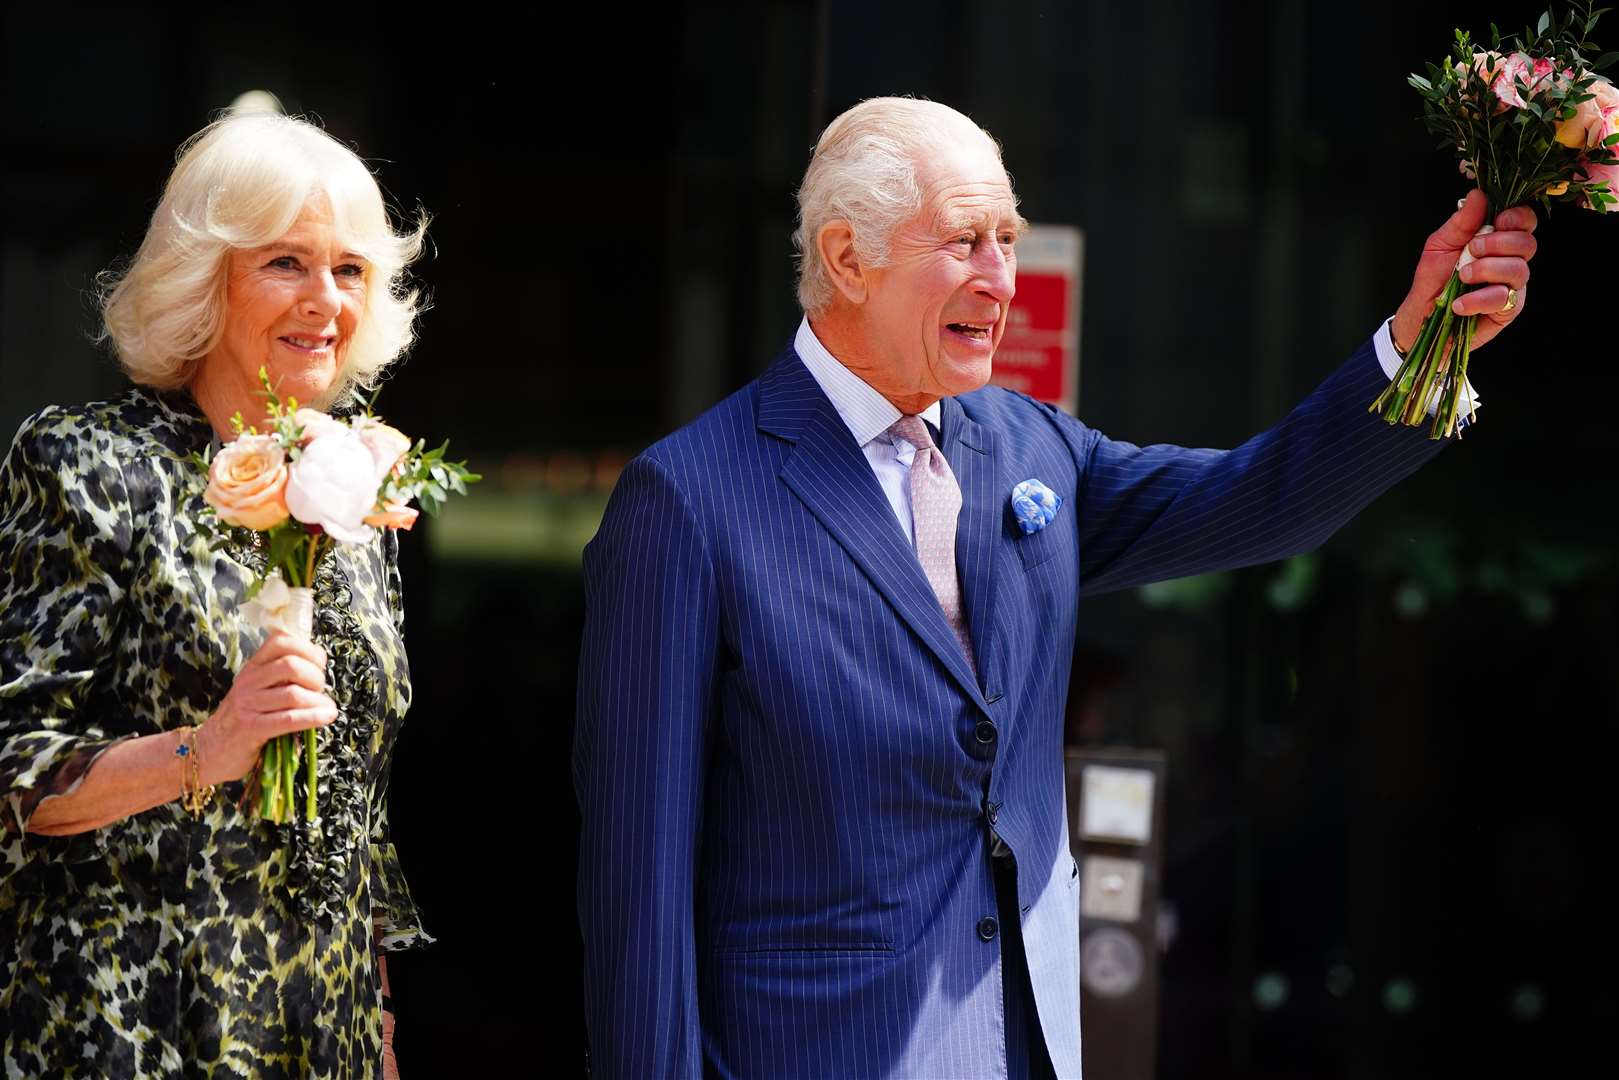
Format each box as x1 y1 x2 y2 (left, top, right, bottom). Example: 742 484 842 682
0 114 429 1077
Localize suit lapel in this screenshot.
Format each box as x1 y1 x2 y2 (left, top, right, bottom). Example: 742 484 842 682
759 351 989 711
941 398 1000 696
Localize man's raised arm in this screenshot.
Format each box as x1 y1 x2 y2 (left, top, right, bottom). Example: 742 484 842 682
1058 194 1538 596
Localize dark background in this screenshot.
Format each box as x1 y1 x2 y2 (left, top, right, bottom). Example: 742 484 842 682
4 2 1616 1077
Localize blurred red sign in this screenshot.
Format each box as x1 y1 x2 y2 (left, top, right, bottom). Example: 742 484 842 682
991 224 1083 413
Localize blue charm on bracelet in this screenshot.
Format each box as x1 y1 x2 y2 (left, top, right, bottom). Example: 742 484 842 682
176 726 214 817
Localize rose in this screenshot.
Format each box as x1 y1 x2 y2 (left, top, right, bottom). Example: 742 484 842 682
352 417 413 486
1472 51 1569 111
1459 50 1500 86
1580 157 1619 211
364 500 420 531
1458 50 1522 103
204 433 290 530
1493 54 1550 109
1556 77 1619 148
285 424 379 543
1456 51 1502 117
1555 102 1598 147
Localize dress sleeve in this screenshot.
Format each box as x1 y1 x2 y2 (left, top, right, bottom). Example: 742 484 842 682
369 800 432 951
0 409 134 852
369 526 432 951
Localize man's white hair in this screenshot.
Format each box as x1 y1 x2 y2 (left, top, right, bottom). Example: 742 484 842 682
793 97 1013 316
98 113 428 408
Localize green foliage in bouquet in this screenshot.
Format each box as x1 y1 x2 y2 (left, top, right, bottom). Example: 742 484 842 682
192 370 479 824
1374 2 1619 438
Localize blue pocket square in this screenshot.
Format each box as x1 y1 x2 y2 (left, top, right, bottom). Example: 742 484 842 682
1010 479 1062 535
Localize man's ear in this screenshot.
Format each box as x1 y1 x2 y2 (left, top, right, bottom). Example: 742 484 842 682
817 220 869 304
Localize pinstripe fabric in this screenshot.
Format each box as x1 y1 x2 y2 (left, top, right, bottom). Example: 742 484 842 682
575 335 1447 1079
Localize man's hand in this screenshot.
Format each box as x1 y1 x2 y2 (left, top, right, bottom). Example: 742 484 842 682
1391 189 1538 353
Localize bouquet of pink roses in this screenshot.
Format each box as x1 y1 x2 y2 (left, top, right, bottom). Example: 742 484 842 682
1374 2 1619 438
198 371 478 823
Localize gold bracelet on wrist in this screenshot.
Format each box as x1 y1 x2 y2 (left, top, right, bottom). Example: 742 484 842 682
176 725 216 817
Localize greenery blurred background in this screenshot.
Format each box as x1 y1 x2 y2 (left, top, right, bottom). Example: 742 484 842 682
4 2 1616 1076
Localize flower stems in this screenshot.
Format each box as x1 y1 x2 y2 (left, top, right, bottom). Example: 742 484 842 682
1369 270 1479 439
306 728 318 821
257 729 318 825
254 543 324 826
283 733 295 813
1436 315 1479 438
260 737 282 822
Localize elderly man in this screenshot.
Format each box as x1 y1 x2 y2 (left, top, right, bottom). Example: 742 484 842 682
574 97 1534 1078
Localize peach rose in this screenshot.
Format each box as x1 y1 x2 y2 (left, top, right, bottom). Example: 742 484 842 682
204 433 290 530
1555 77 1619 148
363 500 420 530
353 417 413 486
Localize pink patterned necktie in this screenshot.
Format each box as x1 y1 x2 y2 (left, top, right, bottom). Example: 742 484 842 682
888 415 976 674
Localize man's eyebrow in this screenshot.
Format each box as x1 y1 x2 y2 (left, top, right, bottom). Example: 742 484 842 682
941 209 1025 234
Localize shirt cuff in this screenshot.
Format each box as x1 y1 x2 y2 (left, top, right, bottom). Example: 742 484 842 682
1376 318 1482 420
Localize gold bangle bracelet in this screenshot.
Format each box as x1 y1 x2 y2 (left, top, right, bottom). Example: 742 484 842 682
176 726 216 818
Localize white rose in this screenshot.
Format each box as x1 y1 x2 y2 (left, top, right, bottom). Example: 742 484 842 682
285 426 378 543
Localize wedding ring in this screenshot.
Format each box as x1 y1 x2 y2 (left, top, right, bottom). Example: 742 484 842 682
1501 287 1518 313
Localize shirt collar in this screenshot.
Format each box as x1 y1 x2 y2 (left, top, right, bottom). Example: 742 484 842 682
794 317 943 447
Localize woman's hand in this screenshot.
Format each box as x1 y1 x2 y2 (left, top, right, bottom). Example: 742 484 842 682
195 631 336 785
25 632 334 835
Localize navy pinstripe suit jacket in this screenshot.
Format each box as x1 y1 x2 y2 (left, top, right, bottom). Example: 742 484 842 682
574 335 1446 1079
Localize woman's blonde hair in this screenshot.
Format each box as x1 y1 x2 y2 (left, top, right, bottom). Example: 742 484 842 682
98 113 428 406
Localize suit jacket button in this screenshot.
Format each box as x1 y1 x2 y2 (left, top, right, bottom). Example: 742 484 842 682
977 916 999 942
974 720 998 745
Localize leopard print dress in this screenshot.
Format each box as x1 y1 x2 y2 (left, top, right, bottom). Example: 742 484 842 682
0 387 431 1078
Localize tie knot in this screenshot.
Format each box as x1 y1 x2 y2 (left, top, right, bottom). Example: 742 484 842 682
887 414 936 451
